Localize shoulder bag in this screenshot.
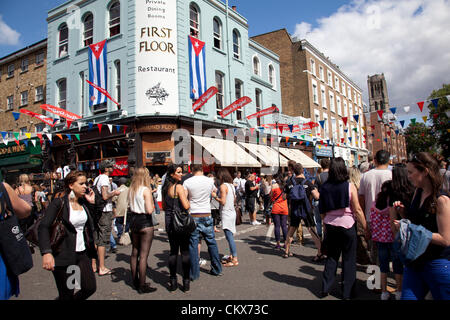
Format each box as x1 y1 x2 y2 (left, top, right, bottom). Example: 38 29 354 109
231 185 242 226
0 183 34 276
171 184 196 235
26 198 67 254
119 208 131 246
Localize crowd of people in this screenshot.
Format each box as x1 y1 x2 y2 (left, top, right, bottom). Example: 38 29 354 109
0 150 449 300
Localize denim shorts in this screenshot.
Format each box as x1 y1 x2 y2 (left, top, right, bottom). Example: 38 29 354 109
376 241 404 274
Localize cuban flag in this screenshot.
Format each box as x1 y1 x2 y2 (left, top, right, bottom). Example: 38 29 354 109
88 39 108 107
188 36 206 100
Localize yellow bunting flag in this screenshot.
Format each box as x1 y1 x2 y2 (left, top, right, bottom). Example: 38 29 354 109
422 116 428 123
25 133 31 139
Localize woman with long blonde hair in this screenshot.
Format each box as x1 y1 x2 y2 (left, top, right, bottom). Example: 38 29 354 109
127 167 157 294
16 174 36 234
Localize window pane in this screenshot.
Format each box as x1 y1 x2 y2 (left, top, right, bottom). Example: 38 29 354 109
109 2 120 37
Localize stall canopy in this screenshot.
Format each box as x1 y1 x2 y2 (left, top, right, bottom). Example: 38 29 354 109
237 142 289 167
192 135 261 167
278 147 320 168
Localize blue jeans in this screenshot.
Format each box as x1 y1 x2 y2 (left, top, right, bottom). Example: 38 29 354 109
154 198 161 215
402 259 450 300
189 216 222 280
224 229 237 257
312 200 322 239
376 242 403 274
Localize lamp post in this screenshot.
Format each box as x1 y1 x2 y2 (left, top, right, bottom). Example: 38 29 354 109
273 108 281 173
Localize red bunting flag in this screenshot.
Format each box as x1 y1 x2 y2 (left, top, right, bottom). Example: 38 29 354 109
387 131 391 136
66 120 72 129
37 133 43 140
371 125 375 130
342 117 348 126
279 126 283 134
250 128 255 136
341 138 344 143
285 137 289 143
377 110 384 120
97 124 103 132
433 113 439 119
225 129 229 136
417 101 424 112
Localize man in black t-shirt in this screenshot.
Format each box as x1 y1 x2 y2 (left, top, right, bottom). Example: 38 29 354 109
245 173 260 225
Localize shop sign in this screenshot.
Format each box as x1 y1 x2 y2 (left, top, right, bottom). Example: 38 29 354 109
111 157 129 176
138 123 177 132
0 144 26 156
135 0 179 115
315 145 333 157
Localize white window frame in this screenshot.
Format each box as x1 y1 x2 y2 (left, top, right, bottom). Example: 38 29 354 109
319 66 324 81
7 95 14 110
310 59 316 76
35 123 44 133
312 79 318 105
354 92 357 104
190 4 200 38
255 89 262 127
329 92 334 112
268 64 275 88
342 82 346 96
349 102 353 118
348 87 352 101
21 58 29 72
334 76 339 90
213 17 222 50
336 96 341 115
327 70 332 87
232 29 241 60
320 85 326 109
35 52 44 66
339 120 344 141
253 55 261 76
314 110 321 136
20 91 28 106
109 1 120 37
235 79 243 121
83 13 94 47
57 79 67 110
215 71 224 116
115 60 121 104
323 114 328 139
7 64 14 77
58 24 69 58
35 85 44 102
331 117 337 141
343 100 348 117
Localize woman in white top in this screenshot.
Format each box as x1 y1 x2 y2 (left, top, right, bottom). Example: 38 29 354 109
127 167 156 294
213 168 239 267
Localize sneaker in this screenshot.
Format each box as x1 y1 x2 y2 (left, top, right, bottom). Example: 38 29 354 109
394 292 402 300
381 292 390 300
251 221 261 225
199 258 207 266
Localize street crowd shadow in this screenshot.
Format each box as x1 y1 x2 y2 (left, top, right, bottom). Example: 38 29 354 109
245 235 286 258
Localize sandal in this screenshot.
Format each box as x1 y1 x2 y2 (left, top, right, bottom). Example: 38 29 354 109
224 259 239 267
283 252 293 258
312 254 326 262
98 268 113 276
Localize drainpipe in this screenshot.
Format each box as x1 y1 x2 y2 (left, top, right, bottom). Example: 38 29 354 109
225 0 233 124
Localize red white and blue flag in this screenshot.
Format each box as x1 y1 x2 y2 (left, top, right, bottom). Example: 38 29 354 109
188 36 206 100
88 39 108 107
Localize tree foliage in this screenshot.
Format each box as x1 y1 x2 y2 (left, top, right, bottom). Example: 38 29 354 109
404 122 438 156
427 84 450 159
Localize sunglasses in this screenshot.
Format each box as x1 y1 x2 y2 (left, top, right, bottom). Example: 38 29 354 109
409 154 425 166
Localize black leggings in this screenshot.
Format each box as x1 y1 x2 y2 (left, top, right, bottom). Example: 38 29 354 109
130 227 154 288
168 231 191 280
52 252 96 300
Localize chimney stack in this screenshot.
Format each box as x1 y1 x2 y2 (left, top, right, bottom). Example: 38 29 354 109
232 6 237 11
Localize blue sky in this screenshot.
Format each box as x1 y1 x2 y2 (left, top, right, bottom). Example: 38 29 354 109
1 0 448 126
0 0 348 57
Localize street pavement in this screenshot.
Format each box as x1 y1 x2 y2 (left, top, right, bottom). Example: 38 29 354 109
14 212 382 301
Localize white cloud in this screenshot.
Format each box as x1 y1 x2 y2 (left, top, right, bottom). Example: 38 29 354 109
292 0 450 114
0 15 20 45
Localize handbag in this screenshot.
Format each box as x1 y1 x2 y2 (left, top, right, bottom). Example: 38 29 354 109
26 198 66 254
171 185 196 235
0 183 34 276
231 187 242 226
119 209 131 246
266 190 284 214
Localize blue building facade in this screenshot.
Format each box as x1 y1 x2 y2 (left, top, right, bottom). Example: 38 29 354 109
45 0 281 172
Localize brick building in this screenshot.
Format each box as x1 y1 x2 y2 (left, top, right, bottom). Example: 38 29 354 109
0 39 47 135
0 39 47 183
367 74 407 162
252 29 369 166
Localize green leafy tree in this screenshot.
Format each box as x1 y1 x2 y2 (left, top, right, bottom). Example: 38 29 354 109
427 84 450 159
404 122 438 155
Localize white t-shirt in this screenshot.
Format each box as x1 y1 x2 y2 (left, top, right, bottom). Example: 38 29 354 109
94 174 113 212
69 205 88 252
183 175 217 214
358 168 392 221
56 167 63 180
